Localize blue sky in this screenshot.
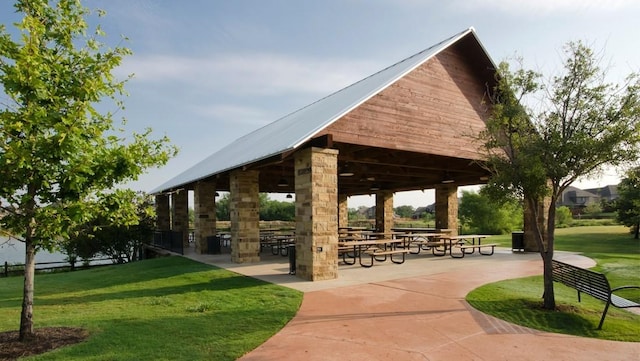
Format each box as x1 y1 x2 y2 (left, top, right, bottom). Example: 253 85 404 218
1 0 638 208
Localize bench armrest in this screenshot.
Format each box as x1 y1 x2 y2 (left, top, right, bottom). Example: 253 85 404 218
609 286 640 309
611 285 640 293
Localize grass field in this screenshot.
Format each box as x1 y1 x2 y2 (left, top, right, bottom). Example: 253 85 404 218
467 225 640 341
0 256 302 360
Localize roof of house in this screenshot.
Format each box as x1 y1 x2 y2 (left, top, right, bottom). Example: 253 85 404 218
560 186 600 206
151 27 492 194
585 185 619 199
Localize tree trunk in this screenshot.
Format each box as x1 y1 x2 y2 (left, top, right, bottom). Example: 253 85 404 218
542 196 557 310
635 222 639 239
19 238 36 341
527 195 555 310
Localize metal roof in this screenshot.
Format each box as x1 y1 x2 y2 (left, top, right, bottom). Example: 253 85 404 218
151 27 488 194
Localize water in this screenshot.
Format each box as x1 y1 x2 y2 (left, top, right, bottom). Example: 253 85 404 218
0 237 70 265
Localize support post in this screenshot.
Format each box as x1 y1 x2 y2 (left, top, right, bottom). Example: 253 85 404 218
171 190 189 248
375 191 394 234
194 181 217 254
295 147 338 281
435 184 458 236
229 170 260 263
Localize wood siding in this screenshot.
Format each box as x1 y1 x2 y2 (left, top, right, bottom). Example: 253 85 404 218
318 45 491 160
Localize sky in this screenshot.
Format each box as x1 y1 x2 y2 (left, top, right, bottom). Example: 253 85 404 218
1 0 638 209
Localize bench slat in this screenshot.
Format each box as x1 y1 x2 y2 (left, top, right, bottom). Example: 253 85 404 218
611 294 640 308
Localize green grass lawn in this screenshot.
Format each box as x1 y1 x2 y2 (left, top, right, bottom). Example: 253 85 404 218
0 256 302 360
467 225 640 341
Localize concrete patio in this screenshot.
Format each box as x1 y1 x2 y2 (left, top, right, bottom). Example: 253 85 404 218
183 247 640 361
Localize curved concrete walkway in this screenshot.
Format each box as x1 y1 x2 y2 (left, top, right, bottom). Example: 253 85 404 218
184 248 640 361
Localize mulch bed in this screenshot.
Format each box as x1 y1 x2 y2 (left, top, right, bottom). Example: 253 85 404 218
0 327 88 361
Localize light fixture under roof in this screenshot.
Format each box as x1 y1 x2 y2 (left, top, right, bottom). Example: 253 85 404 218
277 178 288 187
339 163 354 177
441 172 454 184
370 183 381 191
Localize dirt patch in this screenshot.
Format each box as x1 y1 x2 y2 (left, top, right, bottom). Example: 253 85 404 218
0 327 88 361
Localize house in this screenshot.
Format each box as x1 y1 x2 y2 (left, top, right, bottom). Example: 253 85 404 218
558 184 619 215
585 185 618 202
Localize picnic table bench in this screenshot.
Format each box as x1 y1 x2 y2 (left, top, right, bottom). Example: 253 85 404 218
338 239 406 268
551 259 640 329
361 249 409 268
452 243 498 258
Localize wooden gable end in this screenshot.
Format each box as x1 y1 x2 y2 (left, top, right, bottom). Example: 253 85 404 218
318 43 492 161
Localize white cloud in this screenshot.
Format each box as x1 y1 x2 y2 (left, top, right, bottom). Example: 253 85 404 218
453 0 638 14
118 52 382 97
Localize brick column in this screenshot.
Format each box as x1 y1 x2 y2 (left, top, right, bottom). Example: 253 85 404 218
295 147 338 281
171 190 190 247
338 193 349 229
229 170 260 263
435 184 458 236
375 191 394 234
194 181 217 254
155 194 170 231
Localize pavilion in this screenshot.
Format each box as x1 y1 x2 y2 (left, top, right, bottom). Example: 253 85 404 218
151 27 539 281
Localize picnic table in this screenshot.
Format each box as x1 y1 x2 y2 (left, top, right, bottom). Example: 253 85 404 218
438 234 497 258
261 233 295 256
338 239 407 267
394 233 446 254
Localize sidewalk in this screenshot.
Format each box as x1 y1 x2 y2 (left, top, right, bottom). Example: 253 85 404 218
184 247 640 361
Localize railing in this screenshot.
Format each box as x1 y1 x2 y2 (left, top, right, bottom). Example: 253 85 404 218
2 257 113 278
151 231 184 255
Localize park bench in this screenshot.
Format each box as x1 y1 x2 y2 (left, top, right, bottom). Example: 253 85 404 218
551 259 640 329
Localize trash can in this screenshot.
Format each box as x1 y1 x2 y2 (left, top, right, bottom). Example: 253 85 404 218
511 231 524 252
207 236 221 254
288 244 296 275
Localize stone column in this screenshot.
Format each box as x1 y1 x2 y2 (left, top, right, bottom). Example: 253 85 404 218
171 190 190 248
338 193 349 229
295 147 338 281
155 194 170 231
375 191 394 234
194 181 217 254
229 170 260 263
435 184 458 236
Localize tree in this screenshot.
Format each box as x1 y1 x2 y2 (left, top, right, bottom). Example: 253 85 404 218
458 189 522 234
394 205 415 218
583 202 603 217
216 193 230 221
555 206 573 227
0 1 176 340
65 192 156 264
260 195 295 221
616 167 640 239
481 42 640 310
